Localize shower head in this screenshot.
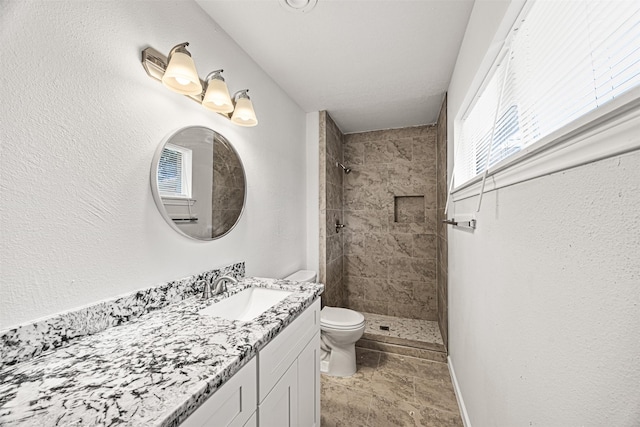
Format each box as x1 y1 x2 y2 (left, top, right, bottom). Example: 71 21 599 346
336 162 351 174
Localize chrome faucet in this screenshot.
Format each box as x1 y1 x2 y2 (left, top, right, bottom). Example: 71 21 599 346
212 275 238 295
200 280 213 300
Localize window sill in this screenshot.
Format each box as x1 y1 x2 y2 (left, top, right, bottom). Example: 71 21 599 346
452 92 640 203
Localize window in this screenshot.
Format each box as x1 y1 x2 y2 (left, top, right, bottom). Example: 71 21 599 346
455 0 640 187
158 143 192 198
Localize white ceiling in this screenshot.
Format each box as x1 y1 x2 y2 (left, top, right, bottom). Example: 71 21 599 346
196 0 474 134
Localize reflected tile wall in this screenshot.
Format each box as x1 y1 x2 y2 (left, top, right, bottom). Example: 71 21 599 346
344 125 438 320
319 111 346 308
436 95 449 350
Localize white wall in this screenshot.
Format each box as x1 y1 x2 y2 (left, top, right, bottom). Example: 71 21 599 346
0 1 308 329
447 1 640 425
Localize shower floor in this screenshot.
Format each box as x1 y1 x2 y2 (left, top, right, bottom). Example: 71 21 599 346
357 312 446 362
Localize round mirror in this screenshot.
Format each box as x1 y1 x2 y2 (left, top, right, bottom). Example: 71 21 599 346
150 126 246 240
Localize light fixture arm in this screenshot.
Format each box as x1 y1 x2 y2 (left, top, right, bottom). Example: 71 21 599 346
233 89 250 101
205 69 225 83
168 42 191 59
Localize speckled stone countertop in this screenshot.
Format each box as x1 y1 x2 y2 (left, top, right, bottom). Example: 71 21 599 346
0 277 324 426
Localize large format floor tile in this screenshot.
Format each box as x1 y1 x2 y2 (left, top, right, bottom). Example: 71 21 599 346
321 348 462 426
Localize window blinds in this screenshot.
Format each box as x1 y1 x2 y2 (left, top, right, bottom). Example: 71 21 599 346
158 147 184 196
456 0 640 187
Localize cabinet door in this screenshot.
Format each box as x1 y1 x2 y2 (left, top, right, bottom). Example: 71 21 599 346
181 358 257 427
297 332 320 427
259 299 320 402
259 360 298 427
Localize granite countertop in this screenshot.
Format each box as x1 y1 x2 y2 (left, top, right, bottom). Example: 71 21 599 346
0 277 324 426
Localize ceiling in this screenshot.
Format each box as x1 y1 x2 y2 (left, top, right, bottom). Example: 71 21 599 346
196 0 474 134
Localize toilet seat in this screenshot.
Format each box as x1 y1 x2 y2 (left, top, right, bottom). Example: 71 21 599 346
321 307 365 330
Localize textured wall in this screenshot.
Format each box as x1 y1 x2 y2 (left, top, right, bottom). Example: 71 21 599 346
343 126 438 320
436 96 449 349
449 151 640 425
319 111 346 307
0 1 307 329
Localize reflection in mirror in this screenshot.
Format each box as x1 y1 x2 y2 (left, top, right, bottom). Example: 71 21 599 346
151 126 246 241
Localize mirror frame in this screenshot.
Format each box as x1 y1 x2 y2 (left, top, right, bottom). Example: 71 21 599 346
150 126 247 241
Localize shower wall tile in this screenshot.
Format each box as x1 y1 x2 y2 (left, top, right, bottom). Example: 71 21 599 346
388 301 437 321
319 111 346 308
344 231 365 256
413 280 437 303
343 137 365 165
386 279 415 303
327 234 342 263
326 183 343 210
413 234 437 259
388 257 429 282
345 276 366 299
388 162 436 190
413 134 437 164
325 209 343 235
344 255 388 279
365 140 395 164
386 233 413 257
363 278 391 302
390 138 414 162
327 156 343 187
364 300 390 315
342 125 438 321
345 126 433 143
344 210 389 234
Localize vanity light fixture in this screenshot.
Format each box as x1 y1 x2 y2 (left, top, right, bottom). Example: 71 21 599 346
231 90 258 127
202 70 234 113
141 43 258 126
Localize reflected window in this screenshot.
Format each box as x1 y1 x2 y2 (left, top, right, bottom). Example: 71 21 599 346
158 143 192 198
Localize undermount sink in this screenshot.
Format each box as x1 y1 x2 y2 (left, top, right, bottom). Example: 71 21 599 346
199 287 292 321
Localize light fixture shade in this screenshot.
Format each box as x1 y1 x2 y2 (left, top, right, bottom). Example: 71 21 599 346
202 77 234 113
162 51 202 95
231 94 258 127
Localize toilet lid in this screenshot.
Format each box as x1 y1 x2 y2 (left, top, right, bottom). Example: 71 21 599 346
321 306 365 328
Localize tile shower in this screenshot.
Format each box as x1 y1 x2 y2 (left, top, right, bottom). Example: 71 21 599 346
319 98 449 356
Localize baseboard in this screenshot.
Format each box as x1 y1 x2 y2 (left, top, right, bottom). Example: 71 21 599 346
448 356 472 427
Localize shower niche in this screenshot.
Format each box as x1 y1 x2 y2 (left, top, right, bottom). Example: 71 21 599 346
394 196 426 224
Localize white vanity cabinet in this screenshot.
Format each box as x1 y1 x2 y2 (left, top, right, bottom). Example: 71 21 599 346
181 298 321 427
181 357 257 427
258 298 321 427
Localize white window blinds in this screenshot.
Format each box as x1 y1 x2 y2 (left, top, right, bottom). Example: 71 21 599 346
456 0 640 187
158 144 192 198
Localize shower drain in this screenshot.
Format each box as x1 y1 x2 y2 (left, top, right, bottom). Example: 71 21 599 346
379 325 390 331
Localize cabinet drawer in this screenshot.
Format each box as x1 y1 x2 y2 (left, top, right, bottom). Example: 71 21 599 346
182 357 257 427
258 298 320 402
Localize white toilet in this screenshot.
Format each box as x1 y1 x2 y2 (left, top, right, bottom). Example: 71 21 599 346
284 270 366 378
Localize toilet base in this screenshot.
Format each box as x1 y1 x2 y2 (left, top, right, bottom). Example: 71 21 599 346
320 342 357 377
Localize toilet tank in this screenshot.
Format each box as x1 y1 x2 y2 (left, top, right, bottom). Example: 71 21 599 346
284 270 317 283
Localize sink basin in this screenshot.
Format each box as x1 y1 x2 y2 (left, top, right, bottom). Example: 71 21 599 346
199 287 292 321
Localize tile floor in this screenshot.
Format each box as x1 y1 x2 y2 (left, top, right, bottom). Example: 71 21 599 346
320 348 463 426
